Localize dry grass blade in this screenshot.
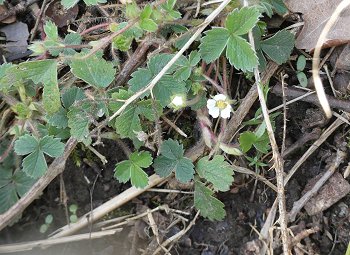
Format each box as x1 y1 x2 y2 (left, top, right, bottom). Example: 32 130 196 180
312 0 350 118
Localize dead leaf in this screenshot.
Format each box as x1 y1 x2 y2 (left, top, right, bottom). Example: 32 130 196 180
303 172 350 216
45 0 78 28
285 0 350 51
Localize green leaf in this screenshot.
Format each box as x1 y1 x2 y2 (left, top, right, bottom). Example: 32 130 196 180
43 81 61 114
39 136 65 157
199 28 229 63
61 0 79 9
194 181 225 221
44 21 58 41
0 184 18 214
226 35 258 72
67 103 91 141
261 30 295 65
139 19 158 32
70 54 116 88
22 150 47 178
15 135 64 178
83 0 106 6
16 60 57 85
196 156 234 192
61 86 86 109
115 106 142 139
297 72 308 87
114 151 151 188
297 55 306 71
225 7 260 36
159 138 184 159
14 134 38 155
153 139 194 183
239 131 257 153
140 4 152 19
128 54 187 107
12 170 36 197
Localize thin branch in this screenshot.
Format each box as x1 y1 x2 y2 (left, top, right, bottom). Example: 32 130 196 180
245 0 289 253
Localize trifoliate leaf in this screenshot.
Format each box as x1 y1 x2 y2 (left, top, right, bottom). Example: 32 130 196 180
153 139 194 183
225 7 260 36
14 135 64 178
196 156 234 192
199 28 229 63
261 30 295 65
70 54 116 88
114 151 151 188
194 181 226 221
44 21 58 41
159 138 184 159
128 54 187 107
226 35 258 72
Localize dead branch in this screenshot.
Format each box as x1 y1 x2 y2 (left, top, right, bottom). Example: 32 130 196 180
271 85 350 113
288 150 347 221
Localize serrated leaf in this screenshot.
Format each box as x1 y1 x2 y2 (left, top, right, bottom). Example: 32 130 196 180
128 68 153 98
47 107 68 129
12 170 36 197
194 181 225 221
130 151 153 168
44 21 58 41
153 139 194 183
115 106 142 138
43 81 61 114
154 76 186 106
70 54 116 88
139 19 158 32
15 135 64 178
62 86 86 109
261 30 295 65
114 151 151 188
39 136 65 157
199 28 229 63
14 134 38 155
67 103 91 141
109 89 133 112
22 150 47 178
159 139 184 159
196 156 234 191
226 35 258 72
16 60 57 85
225 7 260 36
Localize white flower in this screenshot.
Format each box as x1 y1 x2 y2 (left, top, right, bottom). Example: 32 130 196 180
169 95 186 109
207 94 232 119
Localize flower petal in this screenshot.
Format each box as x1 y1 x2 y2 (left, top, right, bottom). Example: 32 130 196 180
220 106 232 119
213 94 227 101
208 107 220 118
207 99 216 109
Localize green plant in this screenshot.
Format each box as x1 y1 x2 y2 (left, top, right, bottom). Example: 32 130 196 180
69 204 79 223
39 214 54 233
0 0 294 221
296 55 308 87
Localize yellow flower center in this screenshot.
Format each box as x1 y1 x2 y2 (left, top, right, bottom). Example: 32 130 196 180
215 100 227 110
